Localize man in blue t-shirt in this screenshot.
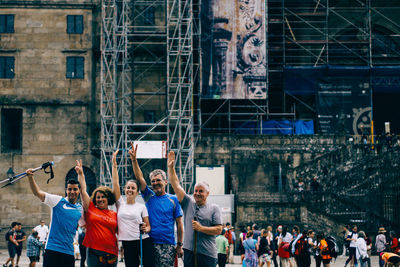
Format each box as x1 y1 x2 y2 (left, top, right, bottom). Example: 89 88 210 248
129 143 184 267
27 168 83 267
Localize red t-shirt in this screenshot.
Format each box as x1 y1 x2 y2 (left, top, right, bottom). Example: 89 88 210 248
83 202 118 256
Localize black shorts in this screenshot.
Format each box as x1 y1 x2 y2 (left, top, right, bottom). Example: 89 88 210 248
7 243 16 258
389 256 400 264
322 259 331 264
43 249 75 267
16 244 23 256
29 256 40 263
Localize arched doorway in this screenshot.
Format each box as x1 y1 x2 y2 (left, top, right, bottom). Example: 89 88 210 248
65 166 97 196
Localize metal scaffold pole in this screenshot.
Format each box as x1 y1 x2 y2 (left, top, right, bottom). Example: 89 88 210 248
167 0 195 193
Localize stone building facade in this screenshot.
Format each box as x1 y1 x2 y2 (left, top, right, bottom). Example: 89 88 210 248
0 1 100 228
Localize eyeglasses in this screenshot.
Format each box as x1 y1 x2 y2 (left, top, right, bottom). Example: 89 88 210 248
151 178 163 183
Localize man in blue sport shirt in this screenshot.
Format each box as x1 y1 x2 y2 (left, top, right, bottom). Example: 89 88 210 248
27 168 82 267
129 143 184 267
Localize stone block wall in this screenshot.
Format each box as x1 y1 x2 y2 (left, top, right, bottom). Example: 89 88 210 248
0 1 100 248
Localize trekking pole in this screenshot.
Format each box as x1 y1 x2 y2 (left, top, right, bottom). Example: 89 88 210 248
0 161 54 188
194 217 198 267
140 223 143 267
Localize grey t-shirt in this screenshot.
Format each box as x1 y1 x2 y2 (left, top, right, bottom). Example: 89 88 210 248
181 194 222 259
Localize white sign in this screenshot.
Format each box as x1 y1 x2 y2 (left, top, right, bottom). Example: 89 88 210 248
133 141 167 159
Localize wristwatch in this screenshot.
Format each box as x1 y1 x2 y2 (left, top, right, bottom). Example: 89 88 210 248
177 242 183 247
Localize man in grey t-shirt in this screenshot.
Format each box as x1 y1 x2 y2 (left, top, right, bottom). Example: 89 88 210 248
168 151 223 267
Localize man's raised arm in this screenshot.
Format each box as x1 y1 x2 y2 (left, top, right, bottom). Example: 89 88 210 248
128 142 147 192
167 151 185 202
27 169 46 202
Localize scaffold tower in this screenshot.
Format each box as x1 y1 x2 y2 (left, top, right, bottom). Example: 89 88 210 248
100 0 197 192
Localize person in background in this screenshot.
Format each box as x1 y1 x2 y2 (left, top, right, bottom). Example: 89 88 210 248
258 229 272 267
216 229 229 267
33 220 48 258
344 225 358 267
341 225 350 257
380 252 400 267
318 233 331 267
26 230 44 267
376 227 388 267
278 226 292 267
78 226 87 267
239 226 247 264
243 231 258 267
15 222 26 267
3 222 19 267
390 231 399 254
356 231 368 267
364 233 372 267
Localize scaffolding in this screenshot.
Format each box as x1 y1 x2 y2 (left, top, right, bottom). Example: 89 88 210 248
100 0 198 192
269 0 400 115
100 0 400 188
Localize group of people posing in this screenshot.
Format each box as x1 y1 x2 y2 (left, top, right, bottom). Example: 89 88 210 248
25 143 223 267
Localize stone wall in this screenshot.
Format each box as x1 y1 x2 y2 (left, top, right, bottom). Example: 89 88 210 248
0 1 100 246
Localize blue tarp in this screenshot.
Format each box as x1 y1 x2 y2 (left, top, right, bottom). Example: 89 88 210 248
294 120 314 134
233 120 314 135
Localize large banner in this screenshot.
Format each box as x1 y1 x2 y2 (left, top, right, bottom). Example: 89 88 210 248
201 0 267 99
317 78 372 135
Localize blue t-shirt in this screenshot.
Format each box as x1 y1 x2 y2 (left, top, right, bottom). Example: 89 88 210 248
44 193 83 255
141 186 183 245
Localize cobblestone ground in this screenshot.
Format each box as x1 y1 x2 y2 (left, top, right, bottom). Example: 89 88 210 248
0 250 379 267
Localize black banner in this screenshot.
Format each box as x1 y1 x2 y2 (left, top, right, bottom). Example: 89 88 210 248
317 77 372 134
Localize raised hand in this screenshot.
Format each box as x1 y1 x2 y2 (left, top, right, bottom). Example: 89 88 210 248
75 159 83 175
26 168 34 178
128 142 138 161
112 149 119 167
167 151 175 168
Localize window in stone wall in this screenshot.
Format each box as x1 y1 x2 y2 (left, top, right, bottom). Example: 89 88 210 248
0 56 15 79
67 15 83 34
1 108 22 153
144 7 155 25
0 14 14 33
66 56 84 79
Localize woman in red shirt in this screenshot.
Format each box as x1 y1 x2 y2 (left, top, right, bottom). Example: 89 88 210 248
76 160 118 267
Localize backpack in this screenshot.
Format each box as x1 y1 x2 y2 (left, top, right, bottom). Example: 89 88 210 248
294 236 309 256
344 232 353 249
4 229 12 242
325 235 339 259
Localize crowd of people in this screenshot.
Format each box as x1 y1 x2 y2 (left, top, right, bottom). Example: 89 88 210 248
224 224 400 267
3 143 222 267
